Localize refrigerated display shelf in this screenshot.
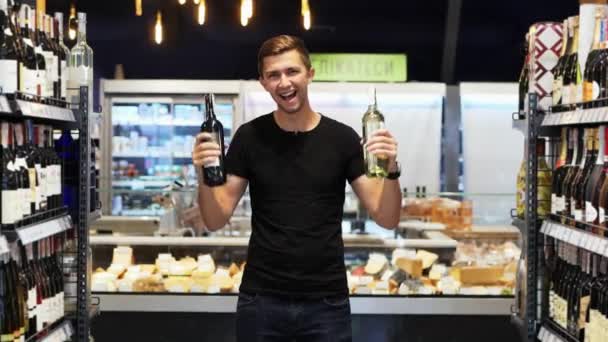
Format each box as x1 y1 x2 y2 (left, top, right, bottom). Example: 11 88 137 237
540 220 608 257
113 179 174 188
94 293 513 315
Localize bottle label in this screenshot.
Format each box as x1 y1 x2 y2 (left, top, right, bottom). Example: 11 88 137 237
600 207 606 224
0 60 18 94
19 64 35 95
576 84 583 104
585 201 598 222
28 168 38 211
20 186 30 217
556 196 565 212
1 189 13 224
571 197 577 216
37 164 47 210
551 194 557 214
60 60 67 99
575 209 583 222
592 81 600 100
579 295 591 332
56 164 62 197
583 81 593 102
50 55 59 83
41 51 55 97
553 77 563 105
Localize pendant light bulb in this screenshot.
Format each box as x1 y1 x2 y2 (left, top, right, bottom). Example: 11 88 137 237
155 11 163 44
301 0 311 30
198 1 206 25
178 0 186 5
240 0 248 26
68 3 77 40
193 0 200 4
135 0 143 16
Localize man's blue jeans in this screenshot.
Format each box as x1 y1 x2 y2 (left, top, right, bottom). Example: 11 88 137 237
236 291 353 342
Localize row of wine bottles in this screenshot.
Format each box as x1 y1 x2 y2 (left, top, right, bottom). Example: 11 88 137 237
551 126 608 235
0 120 81 229
0 0 94 110
546 238 608 342
0 236 66 342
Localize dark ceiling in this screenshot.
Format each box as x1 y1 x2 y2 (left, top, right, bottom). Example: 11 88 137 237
44 0 579 84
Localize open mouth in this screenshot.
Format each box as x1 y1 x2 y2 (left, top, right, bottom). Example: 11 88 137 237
279 90 297 102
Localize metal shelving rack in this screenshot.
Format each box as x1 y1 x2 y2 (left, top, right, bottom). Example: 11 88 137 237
0 87 97 341
515 93 608 342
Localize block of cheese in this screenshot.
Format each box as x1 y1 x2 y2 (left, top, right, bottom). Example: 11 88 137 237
211 271 234 293
416 250 438 269
116 279 135 292
364 253 388 276
229 263 240 277
106 264 127 278
169 262 193 276
457 266 504 285
429 264 447 282
380 269 394 282
192 268 213 279
198 254 216 272
395 257 423 278
92 272 118 292
164 277 194 293
112 246 133 267
156 254 175 276
140 264 157 275
392 249 416 267
133 276 165 293
232 271 243 284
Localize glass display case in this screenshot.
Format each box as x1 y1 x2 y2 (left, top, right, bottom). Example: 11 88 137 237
89 192 520 315
100 80 241 217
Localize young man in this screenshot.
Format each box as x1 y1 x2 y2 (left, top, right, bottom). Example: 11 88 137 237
192 35 402 342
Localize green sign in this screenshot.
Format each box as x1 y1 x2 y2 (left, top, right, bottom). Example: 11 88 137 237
310 53 407 82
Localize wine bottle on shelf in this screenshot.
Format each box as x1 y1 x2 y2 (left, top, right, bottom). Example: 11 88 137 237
585 127 606 234
37 12 54 101
570 129 590 225
562 17 578 105
574 129 597 229
200 93 226 186
23 121 40 217
29 6 45 101
551 128 569 220
67 12 93 111
563 128 581 224
1 122 20 229
13 123 32 222
0 0 19 96
583 8 606 104
53 13 69 103
16 4 37 99
34 125 48 213
590 127 608 233
553 19 570 107
43 126 61 212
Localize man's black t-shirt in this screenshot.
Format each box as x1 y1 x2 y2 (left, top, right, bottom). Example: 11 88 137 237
225 113 365 297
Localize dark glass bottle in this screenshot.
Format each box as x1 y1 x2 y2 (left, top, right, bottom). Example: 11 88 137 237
200 94 226 186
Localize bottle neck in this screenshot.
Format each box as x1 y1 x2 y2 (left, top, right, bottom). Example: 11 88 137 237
573 26 580 54
593 15 603 50
77 20 87 44
558 128 568 166
597 125 605 165
571 129 579 166
1 122 9 148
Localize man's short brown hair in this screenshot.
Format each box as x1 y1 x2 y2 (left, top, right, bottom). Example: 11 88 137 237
257 35 312 77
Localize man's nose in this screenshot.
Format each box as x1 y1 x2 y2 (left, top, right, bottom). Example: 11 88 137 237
278 73 290 87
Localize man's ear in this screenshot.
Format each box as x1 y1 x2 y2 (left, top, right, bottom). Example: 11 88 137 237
259 75 268 91
307 67 315 84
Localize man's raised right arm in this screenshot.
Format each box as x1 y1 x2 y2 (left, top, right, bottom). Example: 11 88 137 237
193 132 248 231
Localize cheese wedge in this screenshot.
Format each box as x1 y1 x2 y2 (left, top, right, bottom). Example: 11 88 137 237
416 250 438 269
395 257 423 278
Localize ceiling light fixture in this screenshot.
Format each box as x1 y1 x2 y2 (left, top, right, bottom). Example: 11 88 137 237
155 10 163 44
135 0 143 16
301 0 311 30
198 0 206 25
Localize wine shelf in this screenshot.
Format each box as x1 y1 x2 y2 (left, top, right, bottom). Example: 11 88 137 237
542 107 608 126
537 319 579 342
0 95 76 123
3 214 72 245
540 220 608 257
33 319 74 342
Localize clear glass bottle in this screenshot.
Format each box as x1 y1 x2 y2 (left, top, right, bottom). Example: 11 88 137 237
54 12 70 103
68 12 93 111
362 86 388 178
